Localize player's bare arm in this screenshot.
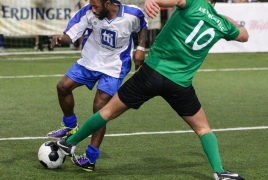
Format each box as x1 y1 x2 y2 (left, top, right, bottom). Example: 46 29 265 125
52 34 72 47
223 15 249 42
133 28 148 70
144 0 186 19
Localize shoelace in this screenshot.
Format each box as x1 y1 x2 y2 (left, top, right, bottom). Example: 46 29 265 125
51 123 67 133
77 154 95 164
79 156 88 160
77 153 87 160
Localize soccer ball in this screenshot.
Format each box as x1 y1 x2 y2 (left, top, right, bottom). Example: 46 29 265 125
38 141 66 169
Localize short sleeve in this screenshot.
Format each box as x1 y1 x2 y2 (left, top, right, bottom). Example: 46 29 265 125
221 17 240 41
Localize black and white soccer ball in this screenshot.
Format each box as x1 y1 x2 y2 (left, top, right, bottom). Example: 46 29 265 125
38 141 66 169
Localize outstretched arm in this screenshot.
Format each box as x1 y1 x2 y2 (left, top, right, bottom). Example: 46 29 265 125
133 28 148 70
144 0 185 18
223 15 249 42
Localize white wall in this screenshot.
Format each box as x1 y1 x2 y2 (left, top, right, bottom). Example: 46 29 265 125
210 3 268 53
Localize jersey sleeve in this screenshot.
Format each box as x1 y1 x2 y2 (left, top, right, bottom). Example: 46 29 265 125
125 5 148 33
137 11 148 31
63 5 93 43
221 16 240 41
181 0 194 9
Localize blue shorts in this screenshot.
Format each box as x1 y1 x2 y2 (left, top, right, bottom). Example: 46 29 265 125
66 62 124 96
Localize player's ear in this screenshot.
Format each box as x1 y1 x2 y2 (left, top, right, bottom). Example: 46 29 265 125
105 0 112 8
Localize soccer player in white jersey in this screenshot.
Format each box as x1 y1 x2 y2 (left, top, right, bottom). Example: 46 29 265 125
47 0 148 171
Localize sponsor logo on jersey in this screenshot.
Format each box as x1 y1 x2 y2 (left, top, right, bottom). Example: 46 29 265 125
100 29 117 48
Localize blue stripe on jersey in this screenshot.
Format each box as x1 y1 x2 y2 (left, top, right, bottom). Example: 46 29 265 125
64 5 92 34
117 3 123 17
119 35 133 78
112 0 121 5
81 28 93 50
123 6 147 29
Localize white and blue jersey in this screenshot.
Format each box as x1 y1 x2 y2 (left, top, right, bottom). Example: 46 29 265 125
63 2 148 78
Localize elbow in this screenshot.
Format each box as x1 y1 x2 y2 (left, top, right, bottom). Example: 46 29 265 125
239 29 249 42
236 33 249 43
241 34 249 43
245 33 249 42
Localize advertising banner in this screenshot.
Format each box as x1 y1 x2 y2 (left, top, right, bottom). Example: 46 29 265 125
0 0 80 35
211 3 268 53
0 0 160 36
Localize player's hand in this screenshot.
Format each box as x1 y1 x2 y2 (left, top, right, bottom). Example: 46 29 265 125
133 50 145 70
144 0 160 19
52 35 62 47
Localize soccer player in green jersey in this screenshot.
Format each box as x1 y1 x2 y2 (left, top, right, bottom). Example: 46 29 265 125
56 0 248 179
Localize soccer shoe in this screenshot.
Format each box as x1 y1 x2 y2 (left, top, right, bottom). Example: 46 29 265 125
55 137 76 156
71 154 95 172
47 124 79 139
214 170 245 180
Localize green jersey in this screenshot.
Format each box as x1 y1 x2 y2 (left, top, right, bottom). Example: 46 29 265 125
145 0 240 87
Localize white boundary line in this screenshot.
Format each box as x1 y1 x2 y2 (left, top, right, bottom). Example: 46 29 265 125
0 56 80 61
0 51 80 56
0 74 64 79
1 67 268 79
199 67 268 72
1 126 267 141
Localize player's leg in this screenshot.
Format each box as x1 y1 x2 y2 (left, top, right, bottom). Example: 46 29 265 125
182 109 244 180
47 36 53 51
34 35 39 51
37 35 44 51
85 90 109 165
70 92 129 171
162 81 244 179
47 75 81 138
72 91 111 172
90 89 113 147
72 75 124 171
162 80 225 172
181 108 225 172
47 62 95 139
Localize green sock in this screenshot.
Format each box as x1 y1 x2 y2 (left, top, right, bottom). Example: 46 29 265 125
200 132 225 173
66 111 107 145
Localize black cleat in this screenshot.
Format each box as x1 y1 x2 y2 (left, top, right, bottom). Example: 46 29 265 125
55 137 76 156
214 170 245 180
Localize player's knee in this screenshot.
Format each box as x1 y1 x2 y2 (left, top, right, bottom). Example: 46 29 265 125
93 93 112 112
93 100 109 113
57 81 70 94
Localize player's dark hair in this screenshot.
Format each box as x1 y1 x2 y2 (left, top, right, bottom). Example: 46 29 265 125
210 0 217 4
100 0 110 4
